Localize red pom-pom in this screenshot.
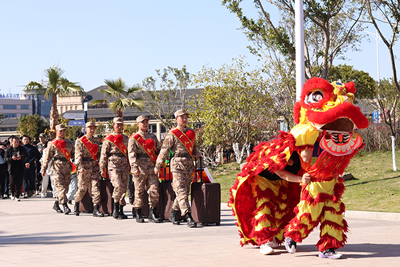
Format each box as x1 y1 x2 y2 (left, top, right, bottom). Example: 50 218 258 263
186 130 195 140
59 140 66 148
145 138 155 149
115 134 123 143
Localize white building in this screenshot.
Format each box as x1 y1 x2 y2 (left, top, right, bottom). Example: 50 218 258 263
0 94 33 118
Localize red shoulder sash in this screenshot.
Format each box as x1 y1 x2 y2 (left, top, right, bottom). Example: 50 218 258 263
170 128 194 159
51 139 77 173
79 136 99 164
105 134 128 157
131 133 157 162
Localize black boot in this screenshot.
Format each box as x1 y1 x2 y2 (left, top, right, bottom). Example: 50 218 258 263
118 205 127 220
135 209 145 223
169 209 180 225
185 212 197 228
63 203 71 215
53 200 63 213
93 204 104 217
113 202 120 219
149 207 161 223
74 202 80 216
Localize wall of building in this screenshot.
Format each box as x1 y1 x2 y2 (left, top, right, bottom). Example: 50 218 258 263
0 99 33 118
57 95 83 114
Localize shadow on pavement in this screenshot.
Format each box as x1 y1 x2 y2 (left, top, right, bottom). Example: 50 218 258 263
0 232 111 246
292 243 400 259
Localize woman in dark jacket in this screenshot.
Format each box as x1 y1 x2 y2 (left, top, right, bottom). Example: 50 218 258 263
5 136 28 201
0 141 7 198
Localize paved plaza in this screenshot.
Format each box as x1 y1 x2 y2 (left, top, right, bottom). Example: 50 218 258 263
1 197 400 267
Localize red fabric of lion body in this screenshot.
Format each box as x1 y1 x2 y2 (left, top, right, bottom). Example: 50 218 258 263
228 132 302 246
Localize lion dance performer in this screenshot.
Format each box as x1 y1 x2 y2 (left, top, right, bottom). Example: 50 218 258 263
228 77 369 259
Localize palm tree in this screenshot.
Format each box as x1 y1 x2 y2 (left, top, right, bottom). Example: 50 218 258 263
91 78 144 117
24 65 84 137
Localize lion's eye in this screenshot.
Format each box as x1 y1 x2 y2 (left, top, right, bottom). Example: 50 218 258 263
305 91 324 104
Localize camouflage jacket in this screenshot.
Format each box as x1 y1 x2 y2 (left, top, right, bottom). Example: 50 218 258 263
155 126 200 173
75 135 101 170
99 133 129 171
41 137 74 173
128 130 162 174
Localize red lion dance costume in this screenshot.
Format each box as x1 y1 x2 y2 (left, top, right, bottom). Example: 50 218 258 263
228 77 369 258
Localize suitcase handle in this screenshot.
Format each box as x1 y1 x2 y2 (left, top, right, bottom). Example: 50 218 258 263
194 157 204 183
162 160 172 182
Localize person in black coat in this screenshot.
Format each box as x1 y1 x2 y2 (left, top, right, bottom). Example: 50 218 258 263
0 141 8 199
5 136 28 201
22 135 40 197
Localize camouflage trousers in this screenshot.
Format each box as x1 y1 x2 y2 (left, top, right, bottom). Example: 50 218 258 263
172 172 193 216
109 168 129 206
74 164 101 205
133 172 159 209
52 165 72 205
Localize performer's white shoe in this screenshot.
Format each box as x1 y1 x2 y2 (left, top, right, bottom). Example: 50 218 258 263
260 243 274 255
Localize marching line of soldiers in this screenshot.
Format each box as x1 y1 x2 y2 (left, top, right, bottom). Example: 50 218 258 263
40 109 201 228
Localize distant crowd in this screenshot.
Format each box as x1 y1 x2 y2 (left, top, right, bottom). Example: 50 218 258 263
0 132 81 201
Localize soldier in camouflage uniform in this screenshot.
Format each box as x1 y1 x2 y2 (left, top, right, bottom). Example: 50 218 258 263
99 117 129 220
74 122 104 217
41 124 74 214
155 109 201 228
128 115 162 223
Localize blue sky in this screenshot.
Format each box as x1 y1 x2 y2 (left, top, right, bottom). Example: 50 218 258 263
0 1 397 95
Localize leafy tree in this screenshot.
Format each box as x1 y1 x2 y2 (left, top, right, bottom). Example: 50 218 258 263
190 58 276 164
91 78 144 117
329 64 377 99
141 66 191 130
24 65 84 138
262 55 297 128
123 124 139 137
365 0 400 94
365 0 400 170
17 114 49 141
222 0 366 79
105 119 114 132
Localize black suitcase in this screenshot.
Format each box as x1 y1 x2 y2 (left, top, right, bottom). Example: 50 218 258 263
98 178 114 216
158 165 184 222
79 189 93 213
190 158 221 226
78 178 114 216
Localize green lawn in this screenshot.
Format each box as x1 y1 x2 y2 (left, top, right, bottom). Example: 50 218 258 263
210 150 400 213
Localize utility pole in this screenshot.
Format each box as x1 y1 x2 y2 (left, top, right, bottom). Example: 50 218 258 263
295 0 305 101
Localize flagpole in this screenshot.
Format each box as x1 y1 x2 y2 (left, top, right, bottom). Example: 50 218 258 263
296 0 304 101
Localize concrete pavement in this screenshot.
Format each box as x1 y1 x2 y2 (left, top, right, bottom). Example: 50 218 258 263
1 197 400 267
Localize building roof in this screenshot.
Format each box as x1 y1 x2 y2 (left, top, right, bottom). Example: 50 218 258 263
82 86 203 104
72 86 203 121
83 85 110 103
63 107 151 122
0 118 19 127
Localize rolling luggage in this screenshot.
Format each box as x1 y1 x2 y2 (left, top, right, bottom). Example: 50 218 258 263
98 178 114 216
79 189 93 213
190 158 221 226
158 164 184 222
78 178 114 216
